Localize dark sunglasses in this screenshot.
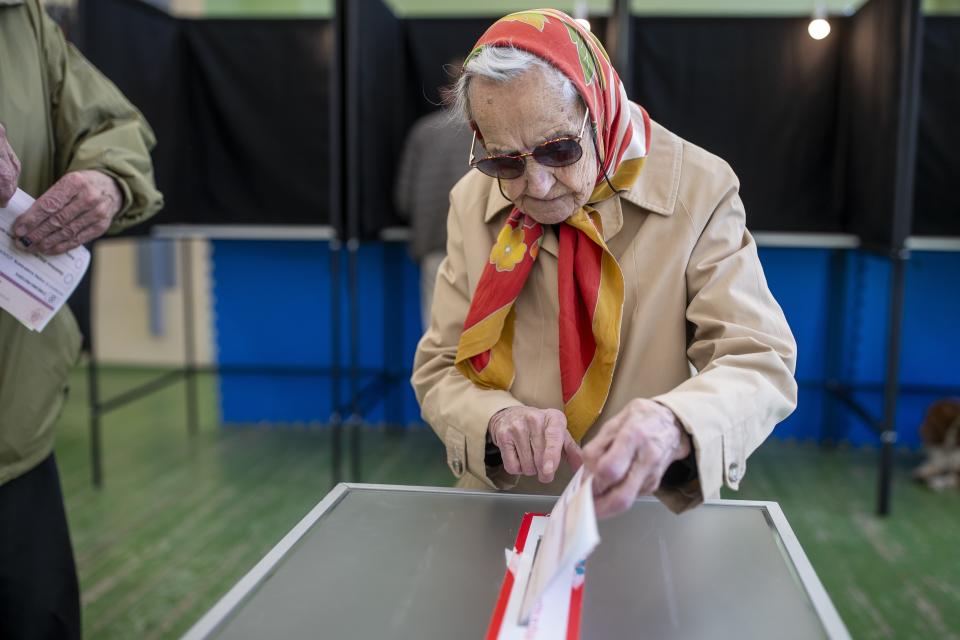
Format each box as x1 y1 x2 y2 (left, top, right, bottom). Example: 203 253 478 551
468 110 590 180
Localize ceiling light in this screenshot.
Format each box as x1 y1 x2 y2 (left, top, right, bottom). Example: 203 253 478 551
808 3 831 40
808 17 831 39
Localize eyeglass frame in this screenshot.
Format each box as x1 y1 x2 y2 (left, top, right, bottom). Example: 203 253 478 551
467 108 591 179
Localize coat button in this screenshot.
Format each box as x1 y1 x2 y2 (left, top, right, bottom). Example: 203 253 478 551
452 459 463 475
728 462 740 484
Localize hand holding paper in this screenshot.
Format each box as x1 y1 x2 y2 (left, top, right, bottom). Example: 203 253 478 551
585 398 692 518
0 189 91 332
14 170 122 255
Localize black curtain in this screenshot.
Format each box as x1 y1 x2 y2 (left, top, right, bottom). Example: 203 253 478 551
912 16 960 237
838 0 922 251
347 0 404 238
80 0 182 233
401 18 491 120
80 0 333 229
400 18 608 128
180 20 332 226
631 16 846 233
80 0 935 244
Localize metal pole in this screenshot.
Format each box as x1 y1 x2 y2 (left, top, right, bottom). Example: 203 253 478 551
330 0 348 486
343 0 362 482
87 256 103 487
821 249 848 446
181 238 199 435
330 239 343 486
877 252 907 516
876 0 921 516
347 238 361 482
383 242 403 428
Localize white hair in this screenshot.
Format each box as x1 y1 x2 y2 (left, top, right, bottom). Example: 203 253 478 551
447 46 578 122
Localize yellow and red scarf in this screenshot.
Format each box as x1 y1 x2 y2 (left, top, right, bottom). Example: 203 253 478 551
454 9 652 442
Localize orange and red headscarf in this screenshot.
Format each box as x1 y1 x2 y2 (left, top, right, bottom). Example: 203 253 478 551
454 9 652 442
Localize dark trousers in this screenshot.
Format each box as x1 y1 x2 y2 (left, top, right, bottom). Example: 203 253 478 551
0 455 81 640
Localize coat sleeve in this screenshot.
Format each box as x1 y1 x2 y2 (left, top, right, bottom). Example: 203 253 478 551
652 165 797 512
411 193 522 489
37 3 163 232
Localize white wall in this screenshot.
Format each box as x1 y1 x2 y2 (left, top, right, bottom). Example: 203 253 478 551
92 238 216 366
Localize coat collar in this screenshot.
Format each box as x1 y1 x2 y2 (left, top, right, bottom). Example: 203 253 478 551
483 108 681 251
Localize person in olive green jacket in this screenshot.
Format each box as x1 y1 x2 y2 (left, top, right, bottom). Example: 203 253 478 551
0 1 163 637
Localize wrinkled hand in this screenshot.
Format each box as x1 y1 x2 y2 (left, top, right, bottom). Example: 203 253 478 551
14 170 122 255
488 406 584 483
0 122 21 206
584 399 691 519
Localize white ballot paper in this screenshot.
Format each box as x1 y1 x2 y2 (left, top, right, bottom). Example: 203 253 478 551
491 467 600 638
0 189 91 332
519 467 600 624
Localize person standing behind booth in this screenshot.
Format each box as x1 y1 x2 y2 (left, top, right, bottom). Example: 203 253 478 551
0 1 163 638
395 59 474 331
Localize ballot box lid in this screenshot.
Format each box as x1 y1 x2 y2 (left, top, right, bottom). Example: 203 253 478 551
184 483 850 640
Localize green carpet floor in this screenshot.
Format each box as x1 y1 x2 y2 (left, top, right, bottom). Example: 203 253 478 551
55 367 959 639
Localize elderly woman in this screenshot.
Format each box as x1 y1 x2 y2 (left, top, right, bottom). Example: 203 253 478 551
411 9 797 517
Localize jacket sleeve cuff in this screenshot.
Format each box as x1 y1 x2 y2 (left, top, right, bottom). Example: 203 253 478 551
652 392 747 505
94 167 134 220
436 392 522 489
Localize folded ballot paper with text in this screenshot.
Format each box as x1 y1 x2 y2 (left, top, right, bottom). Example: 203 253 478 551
0 189 90 332
486 467 600 640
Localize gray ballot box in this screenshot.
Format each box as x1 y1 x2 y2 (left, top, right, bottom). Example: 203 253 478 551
183 484 850 639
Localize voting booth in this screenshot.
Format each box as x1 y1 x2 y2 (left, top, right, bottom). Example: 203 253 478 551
74 0 960 518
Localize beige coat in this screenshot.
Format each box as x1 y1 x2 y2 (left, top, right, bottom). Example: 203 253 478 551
411 105 797 513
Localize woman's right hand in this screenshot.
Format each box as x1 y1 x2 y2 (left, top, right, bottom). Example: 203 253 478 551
0 122 22 206
488 406 583 483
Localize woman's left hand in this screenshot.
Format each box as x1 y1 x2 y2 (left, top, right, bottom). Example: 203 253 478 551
583 398 691 519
